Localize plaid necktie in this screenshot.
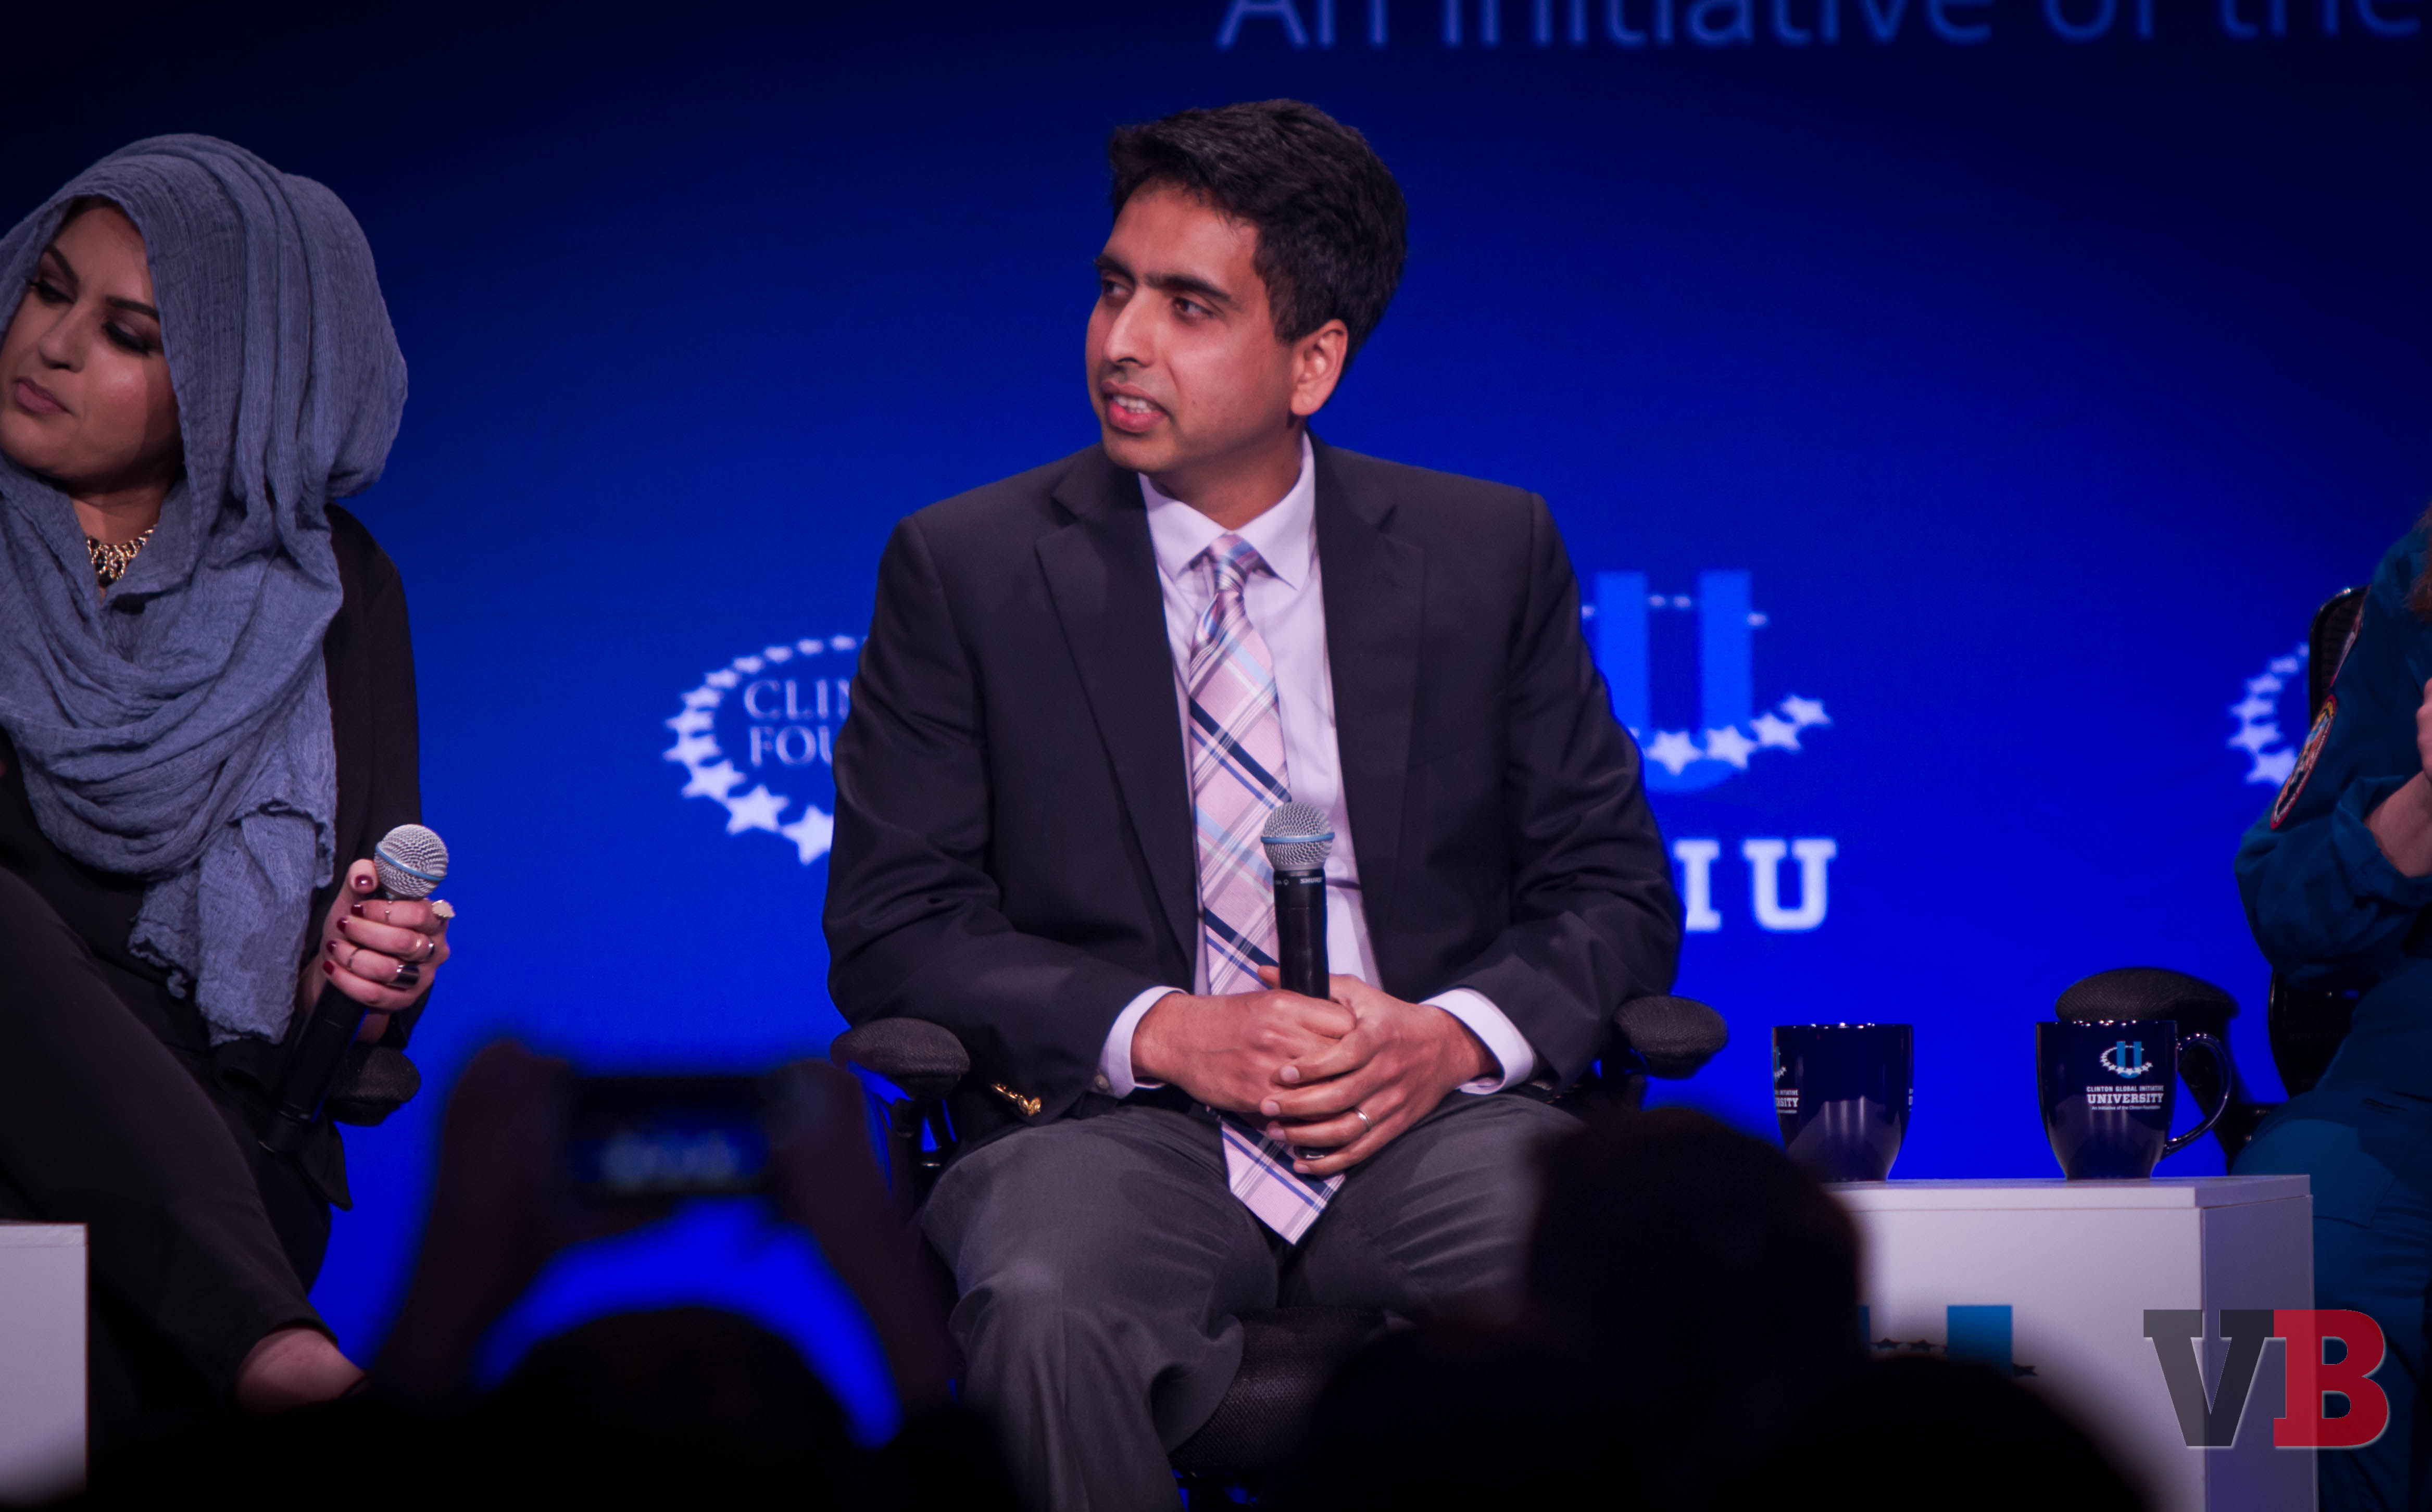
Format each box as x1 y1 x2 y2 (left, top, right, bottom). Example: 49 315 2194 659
1186 534 1343 1242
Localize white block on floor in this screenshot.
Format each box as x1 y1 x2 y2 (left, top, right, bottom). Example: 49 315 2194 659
0 1224 84 1504
1833 1177 2314 1512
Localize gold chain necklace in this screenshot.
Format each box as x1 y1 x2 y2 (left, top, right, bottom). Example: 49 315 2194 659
86 527 154 588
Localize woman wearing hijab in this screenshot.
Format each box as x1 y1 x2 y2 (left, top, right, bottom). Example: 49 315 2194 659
0 136 448 1457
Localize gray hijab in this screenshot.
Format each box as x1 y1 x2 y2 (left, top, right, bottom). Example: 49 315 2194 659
0 135 407 1044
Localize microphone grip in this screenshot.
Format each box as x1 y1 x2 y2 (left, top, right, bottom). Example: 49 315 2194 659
1274 870 1328 999
261 919 382 1155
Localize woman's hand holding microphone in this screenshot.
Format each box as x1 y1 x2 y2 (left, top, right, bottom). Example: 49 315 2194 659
298 858 453 1040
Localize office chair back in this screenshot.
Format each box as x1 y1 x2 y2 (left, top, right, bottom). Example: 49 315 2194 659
2266 586 2368 1100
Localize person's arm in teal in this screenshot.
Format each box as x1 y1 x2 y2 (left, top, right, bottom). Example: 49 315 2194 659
2367 699 2432 877
2237 529 2432 988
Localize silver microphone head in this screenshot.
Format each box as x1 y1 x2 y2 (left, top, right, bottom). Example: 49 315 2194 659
1260 803 1334 875
372 823 449 900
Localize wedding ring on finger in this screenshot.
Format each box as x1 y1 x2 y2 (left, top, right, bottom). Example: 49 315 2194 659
1352 1106 1372 1133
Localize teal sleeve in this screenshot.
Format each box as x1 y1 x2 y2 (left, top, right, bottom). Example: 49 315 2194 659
2237 528 2432 987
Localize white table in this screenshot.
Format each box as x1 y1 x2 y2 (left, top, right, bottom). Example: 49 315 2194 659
0 1224 84 1504
1831 1177 2314 1512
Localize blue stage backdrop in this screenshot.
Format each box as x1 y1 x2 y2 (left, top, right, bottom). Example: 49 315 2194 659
11 0 2425 1434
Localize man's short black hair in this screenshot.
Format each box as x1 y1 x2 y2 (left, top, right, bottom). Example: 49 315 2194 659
1108 100 1408 360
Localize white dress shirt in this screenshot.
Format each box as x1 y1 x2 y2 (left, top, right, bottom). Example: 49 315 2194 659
1092 434 1540 1099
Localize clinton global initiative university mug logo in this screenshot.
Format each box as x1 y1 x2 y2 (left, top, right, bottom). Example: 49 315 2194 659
2100 1040 2153 1079
663 637 858 865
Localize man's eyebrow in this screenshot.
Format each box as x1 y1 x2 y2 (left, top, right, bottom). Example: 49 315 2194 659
1144 271 1234 309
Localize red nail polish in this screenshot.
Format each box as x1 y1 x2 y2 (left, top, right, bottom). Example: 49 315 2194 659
350 903 365 917
324 940 336 955
322 960 335 976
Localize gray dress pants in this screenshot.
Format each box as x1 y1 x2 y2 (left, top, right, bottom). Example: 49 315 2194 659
924 1088 1576 1511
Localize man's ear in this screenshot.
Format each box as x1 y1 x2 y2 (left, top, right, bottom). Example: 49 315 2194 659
1288 320 1351 420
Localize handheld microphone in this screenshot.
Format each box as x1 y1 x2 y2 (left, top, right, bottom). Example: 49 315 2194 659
262 824 449 1155
1261 804 1334 999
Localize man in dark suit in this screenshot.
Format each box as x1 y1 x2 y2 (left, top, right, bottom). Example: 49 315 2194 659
826 100 1679 1510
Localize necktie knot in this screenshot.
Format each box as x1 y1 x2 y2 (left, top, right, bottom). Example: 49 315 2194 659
1205 534 1265 602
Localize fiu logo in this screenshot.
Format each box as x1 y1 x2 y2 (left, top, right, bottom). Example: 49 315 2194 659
1594 570 1837 934
2100 1040 2153 1079
663 637 859 866
1591 570 1828 793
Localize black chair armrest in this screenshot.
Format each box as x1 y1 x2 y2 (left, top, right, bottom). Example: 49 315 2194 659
831 1018 970 1101
1615 995 1728 1079
1541 994 1727 1114
832 1019 972 1205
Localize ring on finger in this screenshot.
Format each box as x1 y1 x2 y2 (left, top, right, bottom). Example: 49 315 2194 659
415 935 437 963
392 959 421 990
1352 1106 1372 1132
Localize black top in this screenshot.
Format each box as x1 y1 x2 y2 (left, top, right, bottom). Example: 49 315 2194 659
0 503 424 1211
824 439 1681 1135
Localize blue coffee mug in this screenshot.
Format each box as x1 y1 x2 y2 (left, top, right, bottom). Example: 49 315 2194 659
1773 1023 1913 1182
2037 1019 2229 1180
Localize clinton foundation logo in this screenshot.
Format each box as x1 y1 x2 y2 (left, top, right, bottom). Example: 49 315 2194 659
2227 644 2312 789
662 637 858 866
1591 570 1836 935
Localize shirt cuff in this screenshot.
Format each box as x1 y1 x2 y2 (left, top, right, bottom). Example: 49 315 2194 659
1426 988 1538 1094
1096 986 1183 1099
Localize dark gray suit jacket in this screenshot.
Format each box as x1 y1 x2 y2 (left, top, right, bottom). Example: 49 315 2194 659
824 438 1679 1128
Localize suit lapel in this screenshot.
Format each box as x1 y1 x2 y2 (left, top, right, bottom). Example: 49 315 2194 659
1313 439 1422 935
1038 449 1199 964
